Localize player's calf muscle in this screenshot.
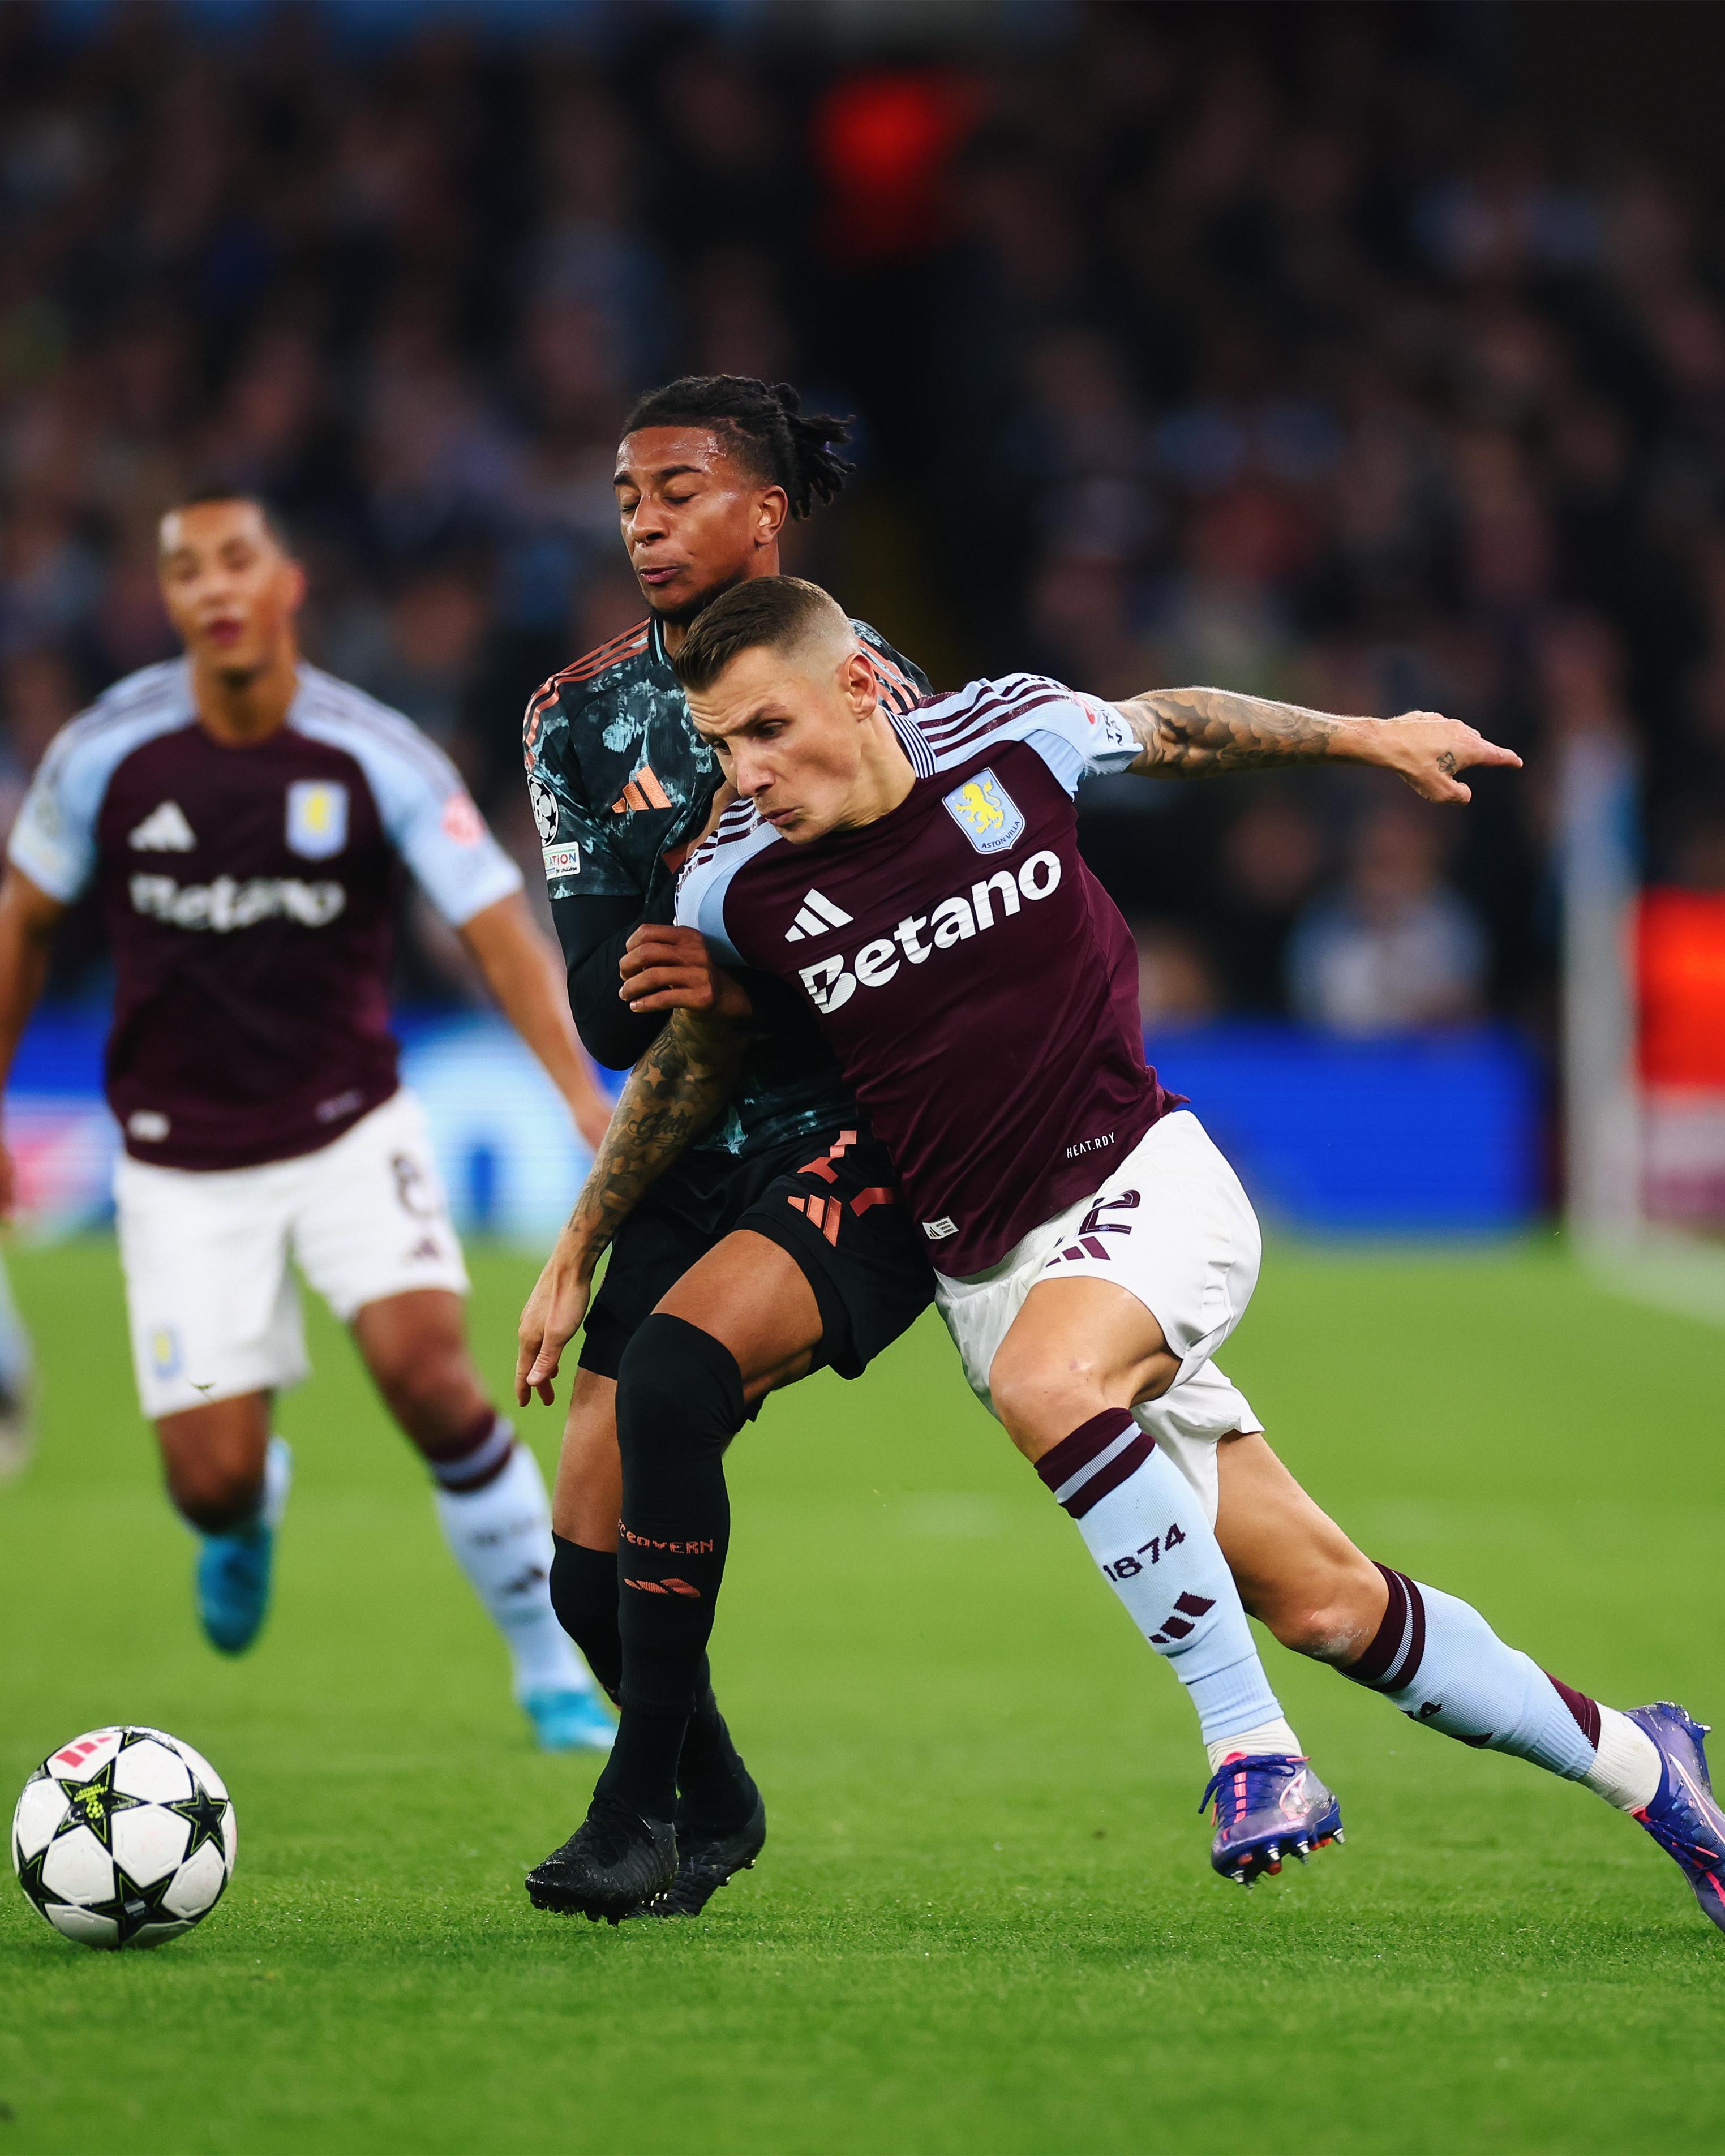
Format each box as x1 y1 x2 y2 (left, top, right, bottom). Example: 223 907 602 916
156 1394 270 1530
552 1370 622 1548
1213 1436 1388 1662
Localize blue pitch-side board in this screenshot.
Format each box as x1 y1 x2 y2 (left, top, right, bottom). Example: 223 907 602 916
1148 1022 1544 1235
7 1009 1542 1240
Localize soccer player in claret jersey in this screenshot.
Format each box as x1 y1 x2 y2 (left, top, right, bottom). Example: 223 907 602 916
0 493 618 1751
516 378 940 1918
568 575 1725 1933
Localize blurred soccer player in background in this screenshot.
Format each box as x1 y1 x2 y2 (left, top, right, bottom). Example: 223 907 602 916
0 494 616 1752
517 376 939 1916
0 1236 33 1480
547 575 1725 1939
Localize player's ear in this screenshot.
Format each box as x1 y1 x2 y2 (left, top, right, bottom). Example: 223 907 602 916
754 484 789 546
282 558 309 615
842 647 876 715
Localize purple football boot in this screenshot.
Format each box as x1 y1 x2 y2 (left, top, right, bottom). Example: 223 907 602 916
1627 1703 1725 1934
1199 1753 1343 1888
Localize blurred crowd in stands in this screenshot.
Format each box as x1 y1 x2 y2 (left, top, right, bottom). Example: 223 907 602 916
2 1 1722 1034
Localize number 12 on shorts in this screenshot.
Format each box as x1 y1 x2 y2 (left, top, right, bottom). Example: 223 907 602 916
1103 1521 1185 1582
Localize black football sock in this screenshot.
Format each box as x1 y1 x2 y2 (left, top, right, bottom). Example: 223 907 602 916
596 1315 743 1826
548 1535 621 1703
550 1533 753 1820
677 1678 757 1831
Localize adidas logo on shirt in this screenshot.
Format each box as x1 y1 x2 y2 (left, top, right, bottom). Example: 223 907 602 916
784 889 855 942
128 800 196 852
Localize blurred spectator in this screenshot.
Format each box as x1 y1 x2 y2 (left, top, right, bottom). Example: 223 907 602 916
1131 921 1220 1032
1205 794 1327 1015
2 650 82 774
331 566 490 749
1288 804 1488 1036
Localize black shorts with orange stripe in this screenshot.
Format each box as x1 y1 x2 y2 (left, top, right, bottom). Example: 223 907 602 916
578 1122 933 1385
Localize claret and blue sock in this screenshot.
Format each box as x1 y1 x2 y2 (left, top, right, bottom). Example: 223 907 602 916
1341 1561 1661 1807
427 1412 612 1753
1035 1408 1341 1882
1340 1562 1725 1932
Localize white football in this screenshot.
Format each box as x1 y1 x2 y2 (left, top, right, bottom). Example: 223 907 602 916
11 1726 236 1949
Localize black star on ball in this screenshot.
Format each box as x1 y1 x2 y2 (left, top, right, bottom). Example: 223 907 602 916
81 1864 187 1948
14 1836 50 1912
166 1779 229 1863
50 1762 143 1853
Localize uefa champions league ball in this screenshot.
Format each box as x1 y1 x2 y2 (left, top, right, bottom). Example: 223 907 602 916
11 1726 235 1949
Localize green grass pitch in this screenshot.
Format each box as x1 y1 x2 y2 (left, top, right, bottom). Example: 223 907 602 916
2 1234 1723 2153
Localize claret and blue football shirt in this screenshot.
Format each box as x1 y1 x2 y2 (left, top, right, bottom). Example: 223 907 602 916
9 658 522 1171
675 673 1185 1277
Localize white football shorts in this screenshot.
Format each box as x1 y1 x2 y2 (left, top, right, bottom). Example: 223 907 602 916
114 1086 469 1420
933 1110 1263 1525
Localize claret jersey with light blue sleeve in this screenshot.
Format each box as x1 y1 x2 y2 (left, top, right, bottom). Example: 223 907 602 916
8 659 522 1171
675 674 1184 1275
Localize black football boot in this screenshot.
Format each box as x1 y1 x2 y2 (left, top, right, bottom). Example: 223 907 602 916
636 1787 766 1919
525 1795 676 1923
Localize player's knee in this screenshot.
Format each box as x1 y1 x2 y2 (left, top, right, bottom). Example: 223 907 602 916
166 1456 263 1535
375 1343 483 1448
986 1345 1109 1457
613 1314 745 1490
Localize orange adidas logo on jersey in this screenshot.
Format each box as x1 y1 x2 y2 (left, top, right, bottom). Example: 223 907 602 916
611 765 672 813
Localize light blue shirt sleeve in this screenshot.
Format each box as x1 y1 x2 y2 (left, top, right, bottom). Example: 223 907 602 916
995 690 1143 798
7 667 195 902
919 675 1142 797
8 733 100 903
673 814 779 967
293 678 522 927
377 766 523 929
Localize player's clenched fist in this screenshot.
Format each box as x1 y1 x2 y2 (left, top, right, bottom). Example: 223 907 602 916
619 923 753 1020
1371 712 1523 805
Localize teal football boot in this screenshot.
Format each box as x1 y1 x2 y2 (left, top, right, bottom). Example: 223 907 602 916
522 1689 618 1753
195 1436 291 1655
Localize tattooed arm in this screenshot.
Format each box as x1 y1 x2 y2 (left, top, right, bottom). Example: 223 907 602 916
1114 687 1522 803
514 1000 748 1406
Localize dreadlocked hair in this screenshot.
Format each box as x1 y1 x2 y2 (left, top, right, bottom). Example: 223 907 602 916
620 375 855 521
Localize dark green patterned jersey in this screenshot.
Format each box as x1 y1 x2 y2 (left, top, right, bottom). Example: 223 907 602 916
523 610 929 1159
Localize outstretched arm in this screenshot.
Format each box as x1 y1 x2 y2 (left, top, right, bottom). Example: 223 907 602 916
1115 688 1522 803
514 999 748 1407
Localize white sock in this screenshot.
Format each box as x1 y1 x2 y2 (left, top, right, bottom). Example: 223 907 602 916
1036 1410 1285 1747
431 1429 591 1700
1582 1706 1663 1811
1205 1717 1303 1774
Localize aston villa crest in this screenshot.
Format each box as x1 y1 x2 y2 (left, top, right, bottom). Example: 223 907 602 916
942 770 1024 855
285 780 349 860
